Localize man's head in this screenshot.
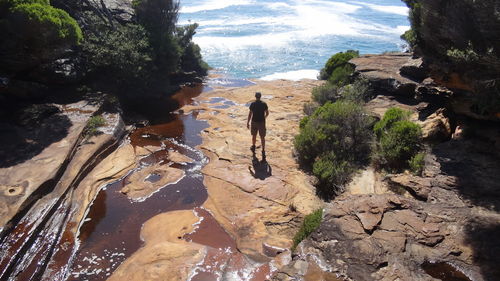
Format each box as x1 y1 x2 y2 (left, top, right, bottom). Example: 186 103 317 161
255 92 262 100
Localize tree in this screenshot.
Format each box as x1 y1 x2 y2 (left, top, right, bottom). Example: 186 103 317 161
0 0 81 73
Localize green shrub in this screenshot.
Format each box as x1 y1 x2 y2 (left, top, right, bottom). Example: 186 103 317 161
80 14 152 82
328 63 356 87
319 50 359 84
408 152 425 175
339 78 371 103
446 42 479 63
379 120 422 168
313 152 354 198
295 101 373 198
303 101 319 116
177 23 209 75
8 2 81 43
312 82 339 105
0 0 81 72
292 209 323 251
401 29 417 49
373 107 411 138
84 115 106 137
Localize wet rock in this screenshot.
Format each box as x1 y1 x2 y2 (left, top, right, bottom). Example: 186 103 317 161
120 164 185 201
108 210 205 281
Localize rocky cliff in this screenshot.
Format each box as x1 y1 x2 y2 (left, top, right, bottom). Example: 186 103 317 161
275 53 500 281
403 0 500 120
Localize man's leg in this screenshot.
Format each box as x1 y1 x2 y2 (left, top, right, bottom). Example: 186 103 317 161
259 123 266 152
251 122 257 151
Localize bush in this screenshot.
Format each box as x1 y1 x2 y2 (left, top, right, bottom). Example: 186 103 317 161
339 78 372 103
80 13 152 83
408 152 425 175
84 115 106 137
292 209 323 251
303 101 319 116
373 107 411 138
295 101 373 198
378 120 422 168
0 0 82 71
312 82 339 105
401 29 417 49
446 42 479 63
313 152 354 198
319 50 359 85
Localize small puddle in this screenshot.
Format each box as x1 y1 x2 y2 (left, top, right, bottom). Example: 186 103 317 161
422 261 471 281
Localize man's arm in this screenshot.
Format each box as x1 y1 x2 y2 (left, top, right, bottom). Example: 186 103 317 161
247 110 252 129
265 109 269 119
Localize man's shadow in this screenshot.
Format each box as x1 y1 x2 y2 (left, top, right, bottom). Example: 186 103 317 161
249 151 272 180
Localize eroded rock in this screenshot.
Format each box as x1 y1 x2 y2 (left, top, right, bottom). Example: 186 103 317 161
108 210 205 281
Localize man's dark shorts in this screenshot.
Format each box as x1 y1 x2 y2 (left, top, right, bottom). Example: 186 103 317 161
251 121 266 136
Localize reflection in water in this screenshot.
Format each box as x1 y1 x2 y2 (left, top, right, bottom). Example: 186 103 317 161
68 85 209 280
422 261 471 281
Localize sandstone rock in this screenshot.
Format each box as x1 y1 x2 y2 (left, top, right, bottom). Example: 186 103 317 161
108 210 205 281
120 164 185 201
184 80 324 261
351 53 419 96
420 108 452 142
0 101 98 228
387 174 432 200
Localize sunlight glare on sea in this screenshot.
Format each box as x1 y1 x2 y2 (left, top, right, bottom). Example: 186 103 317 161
179 0 409 80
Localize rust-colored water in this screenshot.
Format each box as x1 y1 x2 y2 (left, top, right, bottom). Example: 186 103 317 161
67 90 210 280
0 81 279 281
422 261 471 281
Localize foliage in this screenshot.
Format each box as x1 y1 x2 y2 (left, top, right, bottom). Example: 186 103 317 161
0 0 82 70
292 209 323 251
319 50 359 86
313 152 354 198
177 23 209 75
377 120 422 169
132 0 207 75
339 78 372 103
446 42 479 63
80 13 152 83
312 82 339 105
401 29 417 49
294 101 373 199
133 0 180 73
373 107 411 138
408 152 425 175
303 101 319 116
84 115 105 137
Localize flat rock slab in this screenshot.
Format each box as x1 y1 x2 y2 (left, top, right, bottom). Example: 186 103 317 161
108 210 205 281
184 79 324 260
0 101 98 228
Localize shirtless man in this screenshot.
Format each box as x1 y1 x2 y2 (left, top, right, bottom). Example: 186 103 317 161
247 92 269 153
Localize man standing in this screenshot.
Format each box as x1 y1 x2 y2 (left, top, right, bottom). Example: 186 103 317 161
247 92 269 153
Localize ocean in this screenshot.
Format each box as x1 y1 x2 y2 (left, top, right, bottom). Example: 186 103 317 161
178 0 410 80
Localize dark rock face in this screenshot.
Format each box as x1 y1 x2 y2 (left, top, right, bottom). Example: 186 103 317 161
403 0 500 120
